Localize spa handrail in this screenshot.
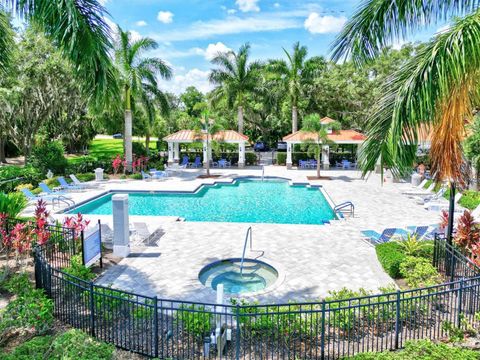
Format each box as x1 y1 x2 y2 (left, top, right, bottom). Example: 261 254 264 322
240 226 253 275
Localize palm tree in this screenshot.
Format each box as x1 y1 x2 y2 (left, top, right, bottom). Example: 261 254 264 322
301 114 337 178
0 1 116 103
331 1 480 243
268 42 326 132
209 43 259 134
114 26 172 171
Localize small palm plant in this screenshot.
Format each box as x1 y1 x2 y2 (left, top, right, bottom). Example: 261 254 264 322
194 111 222 177
301 114 339 178
396 233 427 257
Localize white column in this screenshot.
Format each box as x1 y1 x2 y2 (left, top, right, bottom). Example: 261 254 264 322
286 142 293 169
174 142 180 163
238 142 245 168
322 145 330 170
112 194 130 258
167 142 174 165
203 141 208 167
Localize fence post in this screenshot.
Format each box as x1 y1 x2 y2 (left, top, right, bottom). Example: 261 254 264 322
457 279 464 328
450 249 456 284
235 304 241 360
320 299 326 360
153 296 159 358
89 282 95 337
33 248 41 289
394 290 401 349
46 264 52 298
80 230 85 266
432 235 437 268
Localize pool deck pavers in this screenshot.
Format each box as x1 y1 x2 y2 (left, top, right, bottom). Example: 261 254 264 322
26 166 442 304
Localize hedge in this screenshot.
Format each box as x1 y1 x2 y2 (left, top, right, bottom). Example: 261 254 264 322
375 242 406 279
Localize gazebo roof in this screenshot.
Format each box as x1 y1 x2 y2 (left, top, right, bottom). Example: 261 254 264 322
320 117 336 125
163 129 249 143
283 129 366 144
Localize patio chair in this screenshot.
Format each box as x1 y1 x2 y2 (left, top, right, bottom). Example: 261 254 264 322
69 174 96 188
57 176 82 191
335 162 343 169
402 182 435 195
342 160 350 169
299 160 308 169
152 170 168 179
424 192 463 211
189 156 202 168
39 182 71 197
218 159 227 168
309 160 317 169
406 225 430 240
180 156 190 167
21 188 57 203
413 186 446 204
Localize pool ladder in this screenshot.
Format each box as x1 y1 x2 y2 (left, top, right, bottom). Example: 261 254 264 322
240 227 253 276
261 165 265 181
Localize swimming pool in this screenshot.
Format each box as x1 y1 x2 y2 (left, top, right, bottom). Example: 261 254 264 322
68 178 336 225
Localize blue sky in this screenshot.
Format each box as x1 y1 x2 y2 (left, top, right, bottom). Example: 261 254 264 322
102 0 443 94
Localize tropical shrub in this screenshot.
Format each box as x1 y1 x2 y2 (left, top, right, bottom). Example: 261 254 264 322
399 256 441 288
75 173 95 182
0 192 27 218
175 304 213 339
30 141 68 175
0 166 43 193
129 173 142 180
62 255 95 281
454 210 480 252
459 190 480 211
245 152 257 165
132 142 147 156
0 335 53 360
347 339 478 359
375 242 406 278
2 273 30 295
277 152 287 165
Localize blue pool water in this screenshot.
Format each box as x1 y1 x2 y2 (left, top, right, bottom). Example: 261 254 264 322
68 178 336 225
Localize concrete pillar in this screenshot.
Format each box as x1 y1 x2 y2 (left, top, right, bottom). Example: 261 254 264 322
174 142 180 163
322 145 330 170
167 142 174 165
238 142 245 168
286 142 293 169
112 194 130 258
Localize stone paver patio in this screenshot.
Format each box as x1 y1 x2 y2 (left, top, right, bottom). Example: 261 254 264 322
24 166 443 304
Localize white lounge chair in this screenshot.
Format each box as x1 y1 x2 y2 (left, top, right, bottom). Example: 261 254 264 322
413 186 446 205
424 192 463 211
69 174 97 188
403 182 435 196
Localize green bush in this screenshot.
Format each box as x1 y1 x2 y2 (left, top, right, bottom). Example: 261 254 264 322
132 142 147 156
0 330 115 360
277 152 287 165
346 339 479 359
0 166 43 193
67 155 113 174
175 304 213 339
400 256 441 288
74 173 95 182
375 242 406 278
459 190 480 210
245 152 257 165
2 273 31 295
63 255 95 281
129 173 143 180
30 141 68 175
0 287 54 335
0 192 27 218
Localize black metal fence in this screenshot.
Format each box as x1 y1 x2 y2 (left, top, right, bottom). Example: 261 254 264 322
27 223 480 359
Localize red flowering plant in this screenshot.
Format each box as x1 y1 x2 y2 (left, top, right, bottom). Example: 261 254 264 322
63 213 90 247
0 213 12 251
454 210 480 266
33 200 51 246
9 222 36 267
112 154 123 175
439 210 449 234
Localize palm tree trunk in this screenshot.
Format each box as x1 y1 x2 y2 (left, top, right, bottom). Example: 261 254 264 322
145 133 150 155
317 148 321 178
124 110 133 172
0 137 6 163
238 106 244 134
292 106 298 133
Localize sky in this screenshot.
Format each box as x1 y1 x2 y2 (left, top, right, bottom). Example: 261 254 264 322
101 0 443 95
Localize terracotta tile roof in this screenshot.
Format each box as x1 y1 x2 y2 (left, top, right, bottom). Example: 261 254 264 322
320 117 336 125
283 129 366 143
163 130 249 142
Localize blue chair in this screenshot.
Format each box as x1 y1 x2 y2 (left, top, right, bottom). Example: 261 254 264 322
190 156 202 168
406 225 430 240
180 156 189 167
299 160 307 169
21 188 57 203
39 182 71 198
141 171 152 180
57 176 82 191
362 228 408 245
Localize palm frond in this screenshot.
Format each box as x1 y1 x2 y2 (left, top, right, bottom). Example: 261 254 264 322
331 0 480 65
138 58 172 80
0 10 14 73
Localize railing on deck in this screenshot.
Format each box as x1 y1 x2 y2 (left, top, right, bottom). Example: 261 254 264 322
12 218 480 359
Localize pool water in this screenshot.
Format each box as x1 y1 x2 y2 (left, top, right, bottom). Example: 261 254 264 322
69 178 336 225
198 259 278 294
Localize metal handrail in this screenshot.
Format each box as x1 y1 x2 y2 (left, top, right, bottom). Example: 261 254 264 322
240 226 253 275
334 201 354 217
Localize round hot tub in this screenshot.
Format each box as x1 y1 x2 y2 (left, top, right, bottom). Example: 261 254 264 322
198 258 278 295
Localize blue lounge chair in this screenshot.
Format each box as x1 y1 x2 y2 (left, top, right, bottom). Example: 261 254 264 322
299 160 307 169
21 188 56 203
57 176 82 191
141 171 152 180
362 228 408 245
406 225 430 240
152 170 168 179
38 183 74 205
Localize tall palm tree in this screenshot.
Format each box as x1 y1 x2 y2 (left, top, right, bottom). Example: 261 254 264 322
331 1 480 243
0 0 116 103
114 26 172 171
268 42 326 132
209 43 259 134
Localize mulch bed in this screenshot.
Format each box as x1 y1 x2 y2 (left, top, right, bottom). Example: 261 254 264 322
307 176 332 180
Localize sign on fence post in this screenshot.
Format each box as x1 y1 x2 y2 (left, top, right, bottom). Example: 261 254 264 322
82 220 102 268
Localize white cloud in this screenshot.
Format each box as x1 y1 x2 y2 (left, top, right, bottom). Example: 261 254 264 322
163 68 212 94
274 2 280 8
236 0 260 12
203 42 232 60
99 0 108 5
153 14 300 42
135 20 148 27
304 13 347 34
103 16 117 36
157 11 174 24
130 30 142 42
227 9 237 14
